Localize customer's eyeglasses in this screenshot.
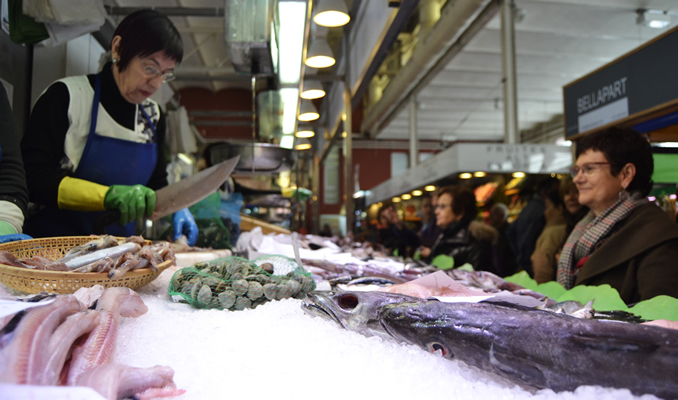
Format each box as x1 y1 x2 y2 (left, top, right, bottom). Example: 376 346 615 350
434 204 451 211
570 162 611 177
137 57 176 82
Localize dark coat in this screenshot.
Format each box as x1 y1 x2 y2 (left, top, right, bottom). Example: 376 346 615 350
575 203 678 304
430 220 498 273
378 224 420 258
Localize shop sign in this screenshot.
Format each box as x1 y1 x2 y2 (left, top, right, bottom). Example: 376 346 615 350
563 26 678 139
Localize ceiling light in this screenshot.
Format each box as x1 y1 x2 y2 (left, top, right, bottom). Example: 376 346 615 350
412 190 423 196
459 173 472 179
424 185 436 192
305 38 335 68
392 197 401 203
296 126 315 138
301 80 326 99
473 171 486 177
280 134 295 149
278 1 307 84
295 137 312 150
401 194 412 200
636 9 671 29
513 172 526 178
298 99 319 121
313 0 350 27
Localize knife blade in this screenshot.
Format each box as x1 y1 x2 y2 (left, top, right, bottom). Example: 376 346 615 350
91 155 240 233
150 155 240 220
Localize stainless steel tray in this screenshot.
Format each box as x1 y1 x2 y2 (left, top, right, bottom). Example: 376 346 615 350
208 142 295 175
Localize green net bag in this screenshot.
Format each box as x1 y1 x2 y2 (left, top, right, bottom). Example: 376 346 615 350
168 255 316 311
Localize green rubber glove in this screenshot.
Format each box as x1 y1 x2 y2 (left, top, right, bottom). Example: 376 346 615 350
0 220 17 236
104 185 156 225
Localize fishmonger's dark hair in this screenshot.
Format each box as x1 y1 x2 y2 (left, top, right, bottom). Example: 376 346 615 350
575 127 654 196
112 9 183 72
437 185 477 224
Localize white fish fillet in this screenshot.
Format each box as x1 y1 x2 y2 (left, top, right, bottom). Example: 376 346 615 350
0 295 84 384
66 288 148 386
40 309 100 385
76 363 184 400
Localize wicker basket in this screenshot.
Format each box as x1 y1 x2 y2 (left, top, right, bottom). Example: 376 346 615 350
0 236 174 294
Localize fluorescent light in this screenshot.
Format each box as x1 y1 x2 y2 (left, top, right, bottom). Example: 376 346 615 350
281 88 300 134
313 0 350 27
280 135 295 149
305 38 335 68
278 2 307 84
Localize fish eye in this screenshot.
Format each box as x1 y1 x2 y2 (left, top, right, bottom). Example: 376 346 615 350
427 342 451 358
337 293 359 310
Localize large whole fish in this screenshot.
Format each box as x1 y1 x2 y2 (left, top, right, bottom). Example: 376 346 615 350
302 291 678 398
303 291 426 341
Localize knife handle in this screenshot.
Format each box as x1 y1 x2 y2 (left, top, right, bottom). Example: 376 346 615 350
92 210 121 234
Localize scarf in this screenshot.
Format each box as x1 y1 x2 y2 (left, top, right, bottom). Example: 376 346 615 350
556 190 647 289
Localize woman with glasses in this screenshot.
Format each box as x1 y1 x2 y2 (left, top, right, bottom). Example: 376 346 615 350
21 9 198 244
556 127 678 304
428 185 498 272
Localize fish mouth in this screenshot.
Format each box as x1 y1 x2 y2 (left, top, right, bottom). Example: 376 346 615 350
301 292 345 328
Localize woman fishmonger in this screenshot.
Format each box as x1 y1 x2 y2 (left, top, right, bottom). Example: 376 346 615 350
21 9 198 245
556 127 678 304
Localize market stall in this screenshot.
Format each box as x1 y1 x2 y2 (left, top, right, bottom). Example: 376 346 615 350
1 232 677 400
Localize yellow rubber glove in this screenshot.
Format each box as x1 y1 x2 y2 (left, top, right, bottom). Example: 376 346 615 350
57 177 108 211
104 185 156 225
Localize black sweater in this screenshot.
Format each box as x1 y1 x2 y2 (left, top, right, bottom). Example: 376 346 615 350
20 63 168 209
0 83 28 215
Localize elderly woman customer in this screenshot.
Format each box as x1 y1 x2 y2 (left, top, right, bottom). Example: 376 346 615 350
556 127 678 304
429 185 497 272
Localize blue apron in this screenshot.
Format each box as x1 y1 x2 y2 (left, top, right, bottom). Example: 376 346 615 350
25 74 158 237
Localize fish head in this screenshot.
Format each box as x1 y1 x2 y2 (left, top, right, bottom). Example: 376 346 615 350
379 301 486 359
302 290 425 340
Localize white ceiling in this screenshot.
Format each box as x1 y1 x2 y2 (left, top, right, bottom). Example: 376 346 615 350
102 0 678 144
376 0 678 143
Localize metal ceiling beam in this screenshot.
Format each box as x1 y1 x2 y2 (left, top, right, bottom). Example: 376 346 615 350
362 0 500 138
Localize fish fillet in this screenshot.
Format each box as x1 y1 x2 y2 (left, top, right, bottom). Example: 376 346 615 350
0 295 83 384
40 309 100 385
76 363 184 400
66 288 148 386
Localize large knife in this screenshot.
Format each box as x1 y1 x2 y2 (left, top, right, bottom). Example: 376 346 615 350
92 155 240 233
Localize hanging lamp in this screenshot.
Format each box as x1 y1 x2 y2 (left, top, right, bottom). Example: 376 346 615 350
313 0 350 27
295 137 312 150
301 80 326 99
296 125 315 138
305 38 335 68
298 99 319 121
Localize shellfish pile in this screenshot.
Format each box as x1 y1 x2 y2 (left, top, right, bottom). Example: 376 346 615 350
168 256 316 311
